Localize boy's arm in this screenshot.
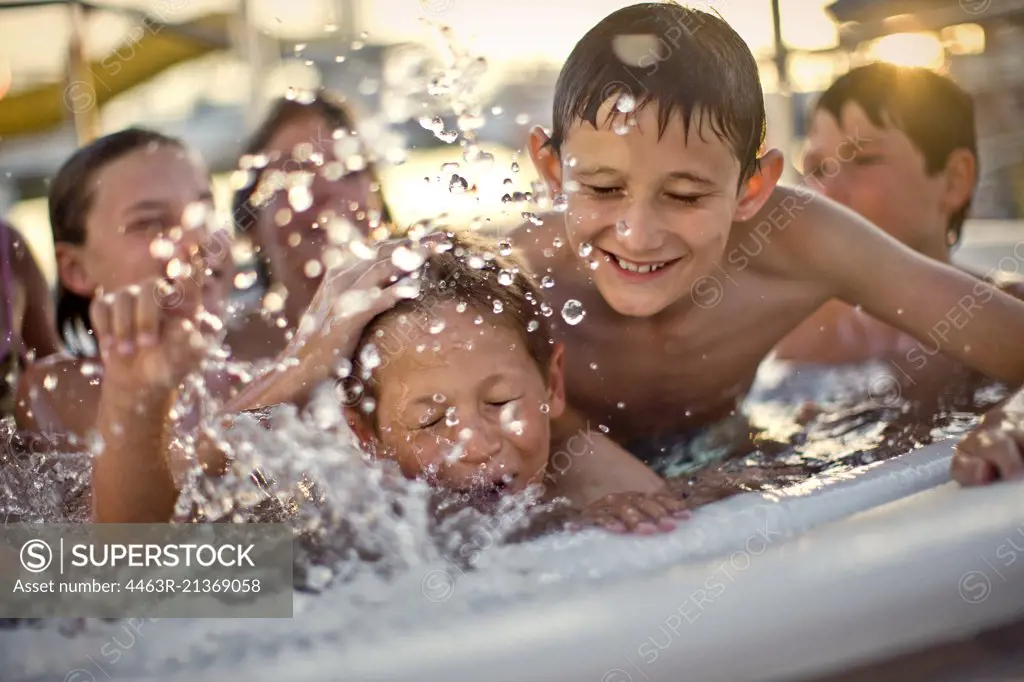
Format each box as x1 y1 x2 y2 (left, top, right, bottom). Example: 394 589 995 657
547 407 666 507
787 188 1024 384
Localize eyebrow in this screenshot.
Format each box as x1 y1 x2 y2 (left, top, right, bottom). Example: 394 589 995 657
124 192 215 214
575 166 716 187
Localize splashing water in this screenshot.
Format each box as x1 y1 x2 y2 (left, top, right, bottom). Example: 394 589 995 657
577 242 593 258
561 300 586 325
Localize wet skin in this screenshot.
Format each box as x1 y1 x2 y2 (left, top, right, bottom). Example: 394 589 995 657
517 102 1024 447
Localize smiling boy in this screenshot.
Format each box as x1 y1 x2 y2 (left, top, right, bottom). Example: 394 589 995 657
513 3 1024 476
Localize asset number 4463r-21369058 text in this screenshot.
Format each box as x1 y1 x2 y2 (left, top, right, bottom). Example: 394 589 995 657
124 579 261 593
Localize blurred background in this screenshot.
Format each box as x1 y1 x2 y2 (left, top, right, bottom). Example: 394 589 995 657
0 0 1021 284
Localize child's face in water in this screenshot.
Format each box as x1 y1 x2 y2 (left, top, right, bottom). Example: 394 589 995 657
532 101 770 318
362 303 565 499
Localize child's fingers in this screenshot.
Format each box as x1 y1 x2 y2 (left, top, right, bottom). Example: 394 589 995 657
110 289 137 355
584 512 626 534
89 293 113 354
951 451 998 486
986 430 1024 480
631 497 677 531
134 287 161 347
654 493 692 519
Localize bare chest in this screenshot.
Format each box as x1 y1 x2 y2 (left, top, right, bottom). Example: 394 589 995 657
546 274 817 442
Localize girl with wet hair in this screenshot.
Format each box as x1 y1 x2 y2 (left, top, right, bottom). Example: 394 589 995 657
224 90 394 362
16 127 231 440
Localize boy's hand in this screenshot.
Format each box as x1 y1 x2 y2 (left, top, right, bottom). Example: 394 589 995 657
91 278 207 397
952 391 1024 486
578 491 690 535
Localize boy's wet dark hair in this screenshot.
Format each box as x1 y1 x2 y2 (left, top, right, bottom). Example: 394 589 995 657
231 89 393 288
350 233 555 425
49 127 186 355
549 3 766 185
815 63 977 245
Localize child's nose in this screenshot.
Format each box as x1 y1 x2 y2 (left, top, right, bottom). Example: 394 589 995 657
456 416 503 464
618 202 665 252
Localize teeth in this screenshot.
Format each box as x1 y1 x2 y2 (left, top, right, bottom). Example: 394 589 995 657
614 256 668 273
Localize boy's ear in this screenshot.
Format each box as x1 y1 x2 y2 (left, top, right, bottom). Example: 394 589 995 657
527 126 563 193
734 148 785 222
939 148 977 217
55 242 95 297
545 342 567 420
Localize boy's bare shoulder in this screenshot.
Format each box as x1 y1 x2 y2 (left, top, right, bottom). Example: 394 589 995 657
733 184 871 281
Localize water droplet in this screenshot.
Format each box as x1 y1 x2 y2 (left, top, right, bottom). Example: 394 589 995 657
500 402 525 436
429 319 446 334
80 362 100 377
552 193 569 212
456 302 468 313
392 245 428 271
616 220 631 237
448 174 468 193
492 300 504 314
393 277 422 299
552 237 564 248
598 424 610 433
527 320 539 332
498 270 515 286
181 202 208 230
587 259 600 270
617 401 626 409
149 237 175 260
359 343 381 370
589 362 598 370
578 242 593 258
897 308 904 315
511 161 520 173
515 113 530 125
540 403 550 414
541 276 554 288
615 92 637 113
467 255 485 269
304 260 323 278
418 116 444 133
539 303 553 317
234 271 258 289
350 240 377 260
613 120 630 136
437 130 459 144
433 393 445 403
361 398 376 414
473 315 484 325
43 374 58 391
498 240 513 256
561 300 586 325
289 185 314 212
445 406 460 426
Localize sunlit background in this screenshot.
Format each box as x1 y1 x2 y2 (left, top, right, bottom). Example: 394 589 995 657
0 0 1017 284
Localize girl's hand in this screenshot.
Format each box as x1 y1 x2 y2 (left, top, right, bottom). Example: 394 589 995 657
578 491 690 535
952 391 1024 486
90 278 208 398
